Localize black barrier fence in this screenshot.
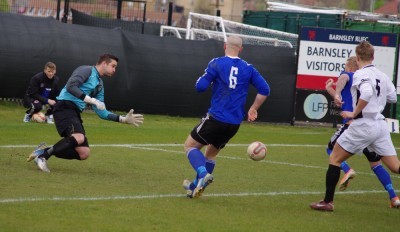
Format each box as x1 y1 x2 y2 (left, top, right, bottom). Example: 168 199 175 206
71 8 160 36
0 12 297 123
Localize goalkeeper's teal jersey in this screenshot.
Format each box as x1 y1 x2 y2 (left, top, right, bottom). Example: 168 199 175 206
57 66 112 120
196 56 270 124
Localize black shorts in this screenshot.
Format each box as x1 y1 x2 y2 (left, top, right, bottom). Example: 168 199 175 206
53 100 86 137
327 124 349 150
190 114 240 149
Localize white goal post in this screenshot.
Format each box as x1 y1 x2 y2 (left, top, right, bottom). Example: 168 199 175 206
160 25 294 48
160 25 186 39
184 12 299 48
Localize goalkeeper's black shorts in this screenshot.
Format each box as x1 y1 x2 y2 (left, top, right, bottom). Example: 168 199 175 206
53 100 86 137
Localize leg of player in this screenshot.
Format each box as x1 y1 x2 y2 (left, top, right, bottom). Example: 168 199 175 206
23 111 33 122
183 156 216 198
310 143 352 211
370 162 400 208
182 158 216 197
204 145 217 174
186 147 208 198
197 145 218 194
379 156 400 174
45 107 54 124
363 148 400 208
326 147 356 191
27 133 88 172
23 103 36 122
183 135 214 198
28 143 50 172
377 155 400 208
338 167 356 191
41 134 88 160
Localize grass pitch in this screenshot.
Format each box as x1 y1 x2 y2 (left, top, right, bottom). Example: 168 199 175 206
1 101 400 231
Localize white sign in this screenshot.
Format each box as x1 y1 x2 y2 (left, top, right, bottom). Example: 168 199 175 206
298 41 396 80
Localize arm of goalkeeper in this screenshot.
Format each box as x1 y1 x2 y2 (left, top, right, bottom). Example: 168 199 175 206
83 95 105 110
119 109 144 127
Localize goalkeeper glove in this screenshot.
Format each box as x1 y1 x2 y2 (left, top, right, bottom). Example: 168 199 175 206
84 96 105 110
119 109 144 127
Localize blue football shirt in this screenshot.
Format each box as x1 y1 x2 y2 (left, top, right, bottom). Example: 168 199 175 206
196 56 270 124
339 71 354 124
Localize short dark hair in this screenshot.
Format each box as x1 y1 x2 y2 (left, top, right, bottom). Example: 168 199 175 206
44 62 56 70
97 54 119 65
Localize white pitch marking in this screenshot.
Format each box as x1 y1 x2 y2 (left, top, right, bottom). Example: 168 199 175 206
1 144 321 148
2 143 399 149
3 144 400 178
0 190 387 203
126 146 400 179
2 144 399 203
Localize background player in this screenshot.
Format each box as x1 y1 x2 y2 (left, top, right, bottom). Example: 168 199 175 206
23 62 60 123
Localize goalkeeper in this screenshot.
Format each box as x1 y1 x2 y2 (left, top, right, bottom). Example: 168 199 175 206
26 54 144 172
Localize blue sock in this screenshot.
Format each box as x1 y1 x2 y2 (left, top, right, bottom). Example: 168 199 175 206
327 147 351 173
326 148 332 155
189 158 216 191
189 182 196 191
372 164 397 200
187 148 207 179
340 161 351 173
205 158 216 174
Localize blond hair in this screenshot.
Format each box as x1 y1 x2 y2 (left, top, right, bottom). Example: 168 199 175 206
355 41 374 62
346 56 358 71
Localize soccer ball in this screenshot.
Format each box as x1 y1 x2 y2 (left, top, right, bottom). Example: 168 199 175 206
31 112 46 123
247 141 267 161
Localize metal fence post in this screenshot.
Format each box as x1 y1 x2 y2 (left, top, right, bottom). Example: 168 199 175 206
167 2 172 26
62 0 69 23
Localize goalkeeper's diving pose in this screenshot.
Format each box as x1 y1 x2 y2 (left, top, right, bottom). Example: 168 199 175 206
27 54 144 172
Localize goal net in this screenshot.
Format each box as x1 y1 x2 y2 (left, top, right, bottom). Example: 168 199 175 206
161 25 293 47
160 26 187 39
184 12 298 48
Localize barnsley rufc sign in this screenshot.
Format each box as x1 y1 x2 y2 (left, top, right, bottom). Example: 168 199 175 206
296 27 397 90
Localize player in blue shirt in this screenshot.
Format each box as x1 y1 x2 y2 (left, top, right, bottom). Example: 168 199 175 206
325 57 357 191
27 54 144 172
183 36 270 198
